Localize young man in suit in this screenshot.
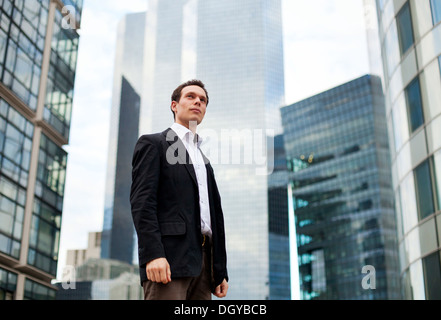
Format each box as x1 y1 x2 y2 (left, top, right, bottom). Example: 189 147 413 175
130 79 228 300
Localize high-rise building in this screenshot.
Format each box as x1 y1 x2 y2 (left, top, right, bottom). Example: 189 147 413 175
141 0 285 299
281 75 401 300
0 0 82 300
368 0 441 300
101 12 145 265
268 134 290 299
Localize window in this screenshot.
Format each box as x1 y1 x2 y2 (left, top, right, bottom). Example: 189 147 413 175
431 0 441 25
27 133 66 276
24 279 56 300
422 251 441 300
405 77 424 133
434 150 441 211
0 0 50 110
439 55 441 76
396 2 414 55
0 267 17 300
44 8 80 139
414 159 436 220
0 99 33 259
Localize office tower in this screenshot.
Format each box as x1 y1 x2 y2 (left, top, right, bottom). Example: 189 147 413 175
281 75 401 300
141 0 285 299
101 12 145 265
369 0 441 300
0 0 82 299
268 134 290 299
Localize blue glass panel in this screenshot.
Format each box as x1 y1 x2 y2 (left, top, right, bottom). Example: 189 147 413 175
405 77 424 132
397 2 414 55
414 160 435 219
431 0 441 25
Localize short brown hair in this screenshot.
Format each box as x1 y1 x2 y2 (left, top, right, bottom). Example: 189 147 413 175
171 79 209 119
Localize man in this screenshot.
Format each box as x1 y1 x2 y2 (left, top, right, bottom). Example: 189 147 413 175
130 79 228 300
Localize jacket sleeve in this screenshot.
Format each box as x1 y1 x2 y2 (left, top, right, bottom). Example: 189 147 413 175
130 135 165 267
207 164 229 286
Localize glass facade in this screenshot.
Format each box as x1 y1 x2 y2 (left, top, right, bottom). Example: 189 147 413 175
404 76 424 133
0 98 33 260
0 0 82 299
281 75 401 300
142 0 285 299
396 2 414 55
0 0 49 111
28 133 66 276
0 266 17 300
268 134 290 299
44 8 80 140
431 0 441 25
374 0 441 300
24 278 56 300
62 0 83 27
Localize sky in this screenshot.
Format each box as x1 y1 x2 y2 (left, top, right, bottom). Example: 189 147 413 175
56 0 370 280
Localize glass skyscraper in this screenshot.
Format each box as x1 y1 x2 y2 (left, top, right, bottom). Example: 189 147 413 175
0 0 82 299
101 12 145 266
281 75 401 300
141 0 285 299
370 0 441 300
268 134 290 299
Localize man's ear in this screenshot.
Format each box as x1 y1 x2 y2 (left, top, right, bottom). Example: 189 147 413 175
171 101 177 114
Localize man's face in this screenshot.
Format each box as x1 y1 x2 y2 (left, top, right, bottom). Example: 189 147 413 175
171 85 207 128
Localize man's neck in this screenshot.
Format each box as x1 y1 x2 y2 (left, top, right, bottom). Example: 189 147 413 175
175 120 198 133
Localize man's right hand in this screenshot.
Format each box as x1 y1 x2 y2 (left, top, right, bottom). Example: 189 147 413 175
146 258 172 284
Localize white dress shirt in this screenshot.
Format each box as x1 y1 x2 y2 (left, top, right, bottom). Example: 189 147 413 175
171 123 212 237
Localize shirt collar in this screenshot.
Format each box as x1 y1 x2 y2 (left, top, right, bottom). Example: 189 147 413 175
171 122 203 147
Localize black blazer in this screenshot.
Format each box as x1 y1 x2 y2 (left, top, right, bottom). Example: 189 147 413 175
130 128 228 290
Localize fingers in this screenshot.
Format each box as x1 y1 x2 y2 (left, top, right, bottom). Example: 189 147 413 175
214 279 228 298
166 261 172 283
146 258 172 284
214 286 226 298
